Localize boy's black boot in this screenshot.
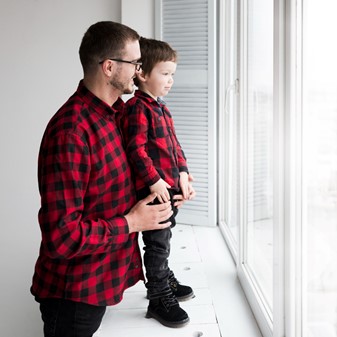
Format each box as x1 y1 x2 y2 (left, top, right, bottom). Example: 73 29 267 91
169 276 195 301
146 293 190 328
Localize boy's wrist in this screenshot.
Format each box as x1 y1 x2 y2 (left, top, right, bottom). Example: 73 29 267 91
147 176 161 188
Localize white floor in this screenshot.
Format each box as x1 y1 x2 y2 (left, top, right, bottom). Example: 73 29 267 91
94 225 262 337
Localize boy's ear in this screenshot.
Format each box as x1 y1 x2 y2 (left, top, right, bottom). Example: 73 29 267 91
137 70 147 83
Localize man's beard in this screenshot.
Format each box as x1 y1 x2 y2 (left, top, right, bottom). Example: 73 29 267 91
109 68 134 94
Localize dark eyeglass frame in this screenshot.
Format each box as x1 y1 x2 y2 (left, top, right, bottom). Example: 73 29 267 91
99 58 142 71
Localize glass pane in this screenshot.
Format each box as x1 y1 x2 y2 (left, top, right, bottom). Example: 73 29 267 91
303 1 337 336
224 0 239 244
245 0 273 311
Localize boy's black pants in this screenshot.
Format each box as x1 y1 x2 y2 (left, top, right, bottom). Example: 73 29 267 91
137 187 179 299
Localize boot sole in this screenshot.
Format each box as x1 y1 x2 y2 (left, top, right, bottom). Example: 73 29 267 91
145 309 190 328
146 291 195 302
176 291 195 302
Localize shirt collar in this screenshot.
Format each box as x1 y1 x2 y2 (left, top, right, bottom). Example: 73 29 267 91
76 80 124 116
134 90 167 106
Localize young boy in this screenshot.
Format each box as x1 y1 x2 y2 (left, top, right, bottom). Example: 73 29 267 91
121 37 196 328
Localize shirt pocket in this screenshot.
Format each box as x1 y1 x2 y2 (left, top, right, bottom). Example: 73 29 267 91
150 114 170 139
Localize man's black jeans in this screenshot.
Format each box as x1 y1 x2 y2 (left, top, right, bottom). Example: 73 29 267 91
38 298 106 337
138 187 179 299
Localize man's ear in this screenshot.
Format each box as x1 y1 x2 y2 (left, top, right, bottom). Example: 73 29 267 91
100 59 114 76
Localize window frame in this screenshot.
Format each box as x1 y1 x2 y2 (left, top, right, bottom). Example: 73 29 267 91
218 0 240 259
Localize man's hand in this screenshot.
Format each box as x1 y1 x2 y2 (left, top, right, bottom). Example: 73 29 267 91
125 193 173 233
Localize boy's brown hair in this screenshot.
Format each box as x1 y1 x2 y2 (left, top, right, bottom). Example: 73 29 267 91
134 37 177 86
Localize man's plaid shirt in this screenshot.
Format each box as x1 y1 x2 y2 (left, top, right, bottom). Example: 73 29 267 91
31 81 144 306
122 90 188 192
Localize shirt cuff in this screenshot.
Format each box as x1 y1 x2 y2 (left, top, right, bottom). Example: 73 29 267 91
179 167 189 174
143 171 161 187
108 216 130 236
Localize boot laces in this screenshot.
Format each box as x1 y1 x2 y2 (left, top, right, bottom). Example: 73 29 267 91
169 276 180 289
162 294 178 310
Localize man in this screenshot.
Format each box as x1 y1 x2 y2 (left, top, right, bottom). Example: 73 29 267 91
31 21 182 337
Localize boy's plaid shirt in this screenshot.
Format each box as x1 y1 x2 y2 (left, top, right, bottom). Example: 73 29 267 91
122 90 188 192
31 81 143 306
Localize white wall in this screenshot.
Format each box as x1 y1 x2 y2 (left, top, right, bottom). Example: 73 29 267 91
0 1 122 336
0 0 155 334
121 0 155 37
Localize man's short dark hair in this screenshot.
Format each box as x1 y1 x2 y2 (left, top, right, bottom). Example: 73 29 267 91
79 21 140 75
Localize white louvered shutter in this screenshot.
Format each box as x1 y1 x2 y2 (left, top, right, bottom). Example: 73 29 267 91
155 0 217 226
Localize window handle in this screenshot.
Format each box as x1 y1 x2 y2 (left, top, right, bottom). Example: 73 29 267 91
225 79 239 115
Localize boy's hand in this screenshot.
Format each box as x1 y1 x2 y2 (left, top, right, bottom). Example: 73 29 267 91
175 172 196 207
173 183 195 208
149 178 171 203
179 172 189 199
172 194 185 209
187 183 196 200
180 172 196 200
187 173 196 200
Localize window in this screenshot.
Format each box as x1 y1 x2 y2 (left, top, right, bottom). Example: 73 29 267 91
244 0 274 311
221 1 274 335
303 1 337 336
158 1 337 335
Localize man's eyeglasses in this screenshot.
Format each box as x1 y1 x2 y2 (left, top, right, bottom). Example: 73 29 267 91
99 58 142 71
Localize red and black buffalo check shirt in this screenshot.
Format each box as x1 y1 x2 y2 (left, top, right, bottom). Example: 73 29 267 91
31 81 144 306
122 90 188 192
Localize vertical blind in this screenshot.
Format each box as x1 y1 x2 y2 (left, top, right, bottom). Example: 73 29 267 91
156 0 217 226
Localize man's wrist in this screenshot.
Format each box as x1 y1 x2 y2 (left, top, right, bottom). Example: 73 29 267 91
124 213 135 233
